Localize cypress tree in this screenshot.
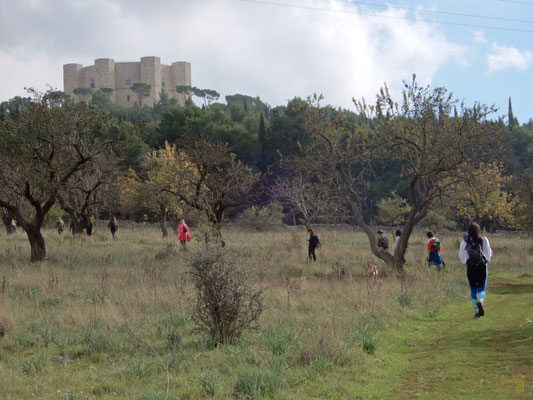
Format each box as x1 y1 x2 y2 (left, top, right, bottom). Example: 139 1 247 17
508 97 516 128
259 112 267 172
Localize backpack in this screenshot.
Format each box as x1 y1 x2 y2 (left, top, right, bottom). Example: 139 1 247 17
431 238 441 252
182 225 188 233
310 234 320 247
465 240 486 269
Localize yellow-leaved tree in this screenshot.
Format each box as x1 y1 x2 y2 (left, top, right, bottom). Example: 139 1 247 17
451 161 518 229
120 142 196 237
121 138 262 240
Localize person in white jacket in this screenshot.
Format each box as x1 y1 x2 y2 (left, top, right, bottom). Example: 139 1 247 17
459 223 493 318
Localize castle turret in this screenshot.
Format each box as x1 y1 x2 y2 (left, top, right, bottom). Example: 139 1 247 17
171 62 192 104
95 58 116 102
63 63 82 98
140 56 161 106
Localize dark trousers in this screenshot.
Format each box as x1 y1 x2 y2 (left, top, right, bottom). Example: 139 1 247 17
308 246 317 261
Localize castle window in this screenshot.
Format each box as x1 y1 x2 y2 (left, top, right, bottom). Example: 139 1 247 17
161 81 165 87
125 79 131 85
127 95 130 102
90 79 95 89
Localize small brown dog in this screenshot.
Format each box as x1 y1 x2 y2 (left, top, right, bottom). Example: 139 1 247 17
367 263 379 279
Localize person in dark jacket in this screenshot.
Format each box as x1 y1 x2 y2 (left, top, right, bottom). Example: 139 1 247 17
108 216 118 239
86 220 93 236
307 229 320 262
377 230 389 250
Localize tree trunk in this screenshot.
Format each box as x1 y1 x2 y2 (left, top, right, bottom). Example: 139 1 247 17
26 227 46 262
70 217 89 234
159 206 168 237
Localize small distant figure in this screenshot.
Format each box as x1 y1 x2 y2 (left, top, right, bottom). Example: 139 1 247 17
459 223 493 318
108 216 118 239
377 230 389 250
177 219 191 248
10 219 17 233
367 263 379 279
70 221 75 235
394 229 402 251
86 220 94 236
307 228 320 262
427 231 445 271
56 218 65 235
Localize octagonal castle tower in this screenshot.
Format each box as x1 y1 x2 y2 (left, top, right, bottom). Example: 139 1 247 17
63 57 191 107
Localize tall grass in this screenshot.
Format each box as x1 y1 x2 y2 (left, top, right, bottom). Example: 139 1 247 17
0 224 529 398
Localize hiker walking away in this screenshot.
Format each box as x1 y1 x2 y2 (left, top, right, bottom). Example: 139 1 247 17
56 218 65 235
377 230 389 250
108 216 118 239
427 231 445 271
394 229 402 251
307 229 320 262
10 219 17 233
177 219 191 248
459 223 493 318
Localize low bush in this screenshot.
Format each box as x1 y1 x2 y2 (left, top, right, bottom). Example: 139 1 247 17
189 245 264 343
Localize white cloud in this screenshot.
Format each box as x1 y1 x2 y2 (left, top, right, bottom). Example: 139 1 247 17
487 44 532 73
0 0 466 107
473 31 487 44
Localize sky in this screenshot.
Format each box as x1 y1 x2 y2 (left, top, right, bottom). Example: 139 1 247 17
0 0 531 122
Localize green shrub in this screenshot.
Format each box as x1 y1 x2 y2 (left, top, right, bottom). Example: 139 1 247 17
397 291 413 307
137 390 164 400
21 356 45 374
234 367 281 399
199 372 219 397
262 324 297 355
131 360 153 380
235 202 284 231
362 335 377 355
302 355 333 381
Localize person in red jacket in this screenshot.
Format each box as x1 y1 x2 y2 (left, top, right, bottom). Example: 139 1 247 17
177 219 191 248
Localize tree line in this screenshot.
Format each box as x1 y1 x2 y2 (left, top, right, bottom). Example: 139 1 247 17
1 76 533 270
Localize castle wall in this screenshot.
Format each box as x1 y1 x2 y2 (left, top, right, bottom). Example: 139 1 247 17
114 62 141 106
63 57 191 107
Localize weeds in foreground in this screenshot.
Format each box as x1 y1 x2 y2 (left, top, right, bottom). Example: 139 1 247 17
199 372 219 397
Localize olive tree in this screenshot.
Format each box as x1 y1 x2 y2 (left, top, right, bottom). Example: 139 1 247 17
302 77 503 271
0 92 113 261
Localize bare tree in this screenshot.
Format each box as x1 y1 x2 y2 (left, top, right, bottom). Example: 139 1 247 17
271 160 343 230
57 154 118 234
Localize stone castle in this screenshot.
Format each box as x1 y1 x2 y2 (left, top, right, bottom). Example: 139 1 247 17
63 57 191 107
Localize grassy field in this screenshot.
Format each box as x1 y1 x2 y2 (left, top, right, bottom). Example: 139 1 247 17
0 224 531 399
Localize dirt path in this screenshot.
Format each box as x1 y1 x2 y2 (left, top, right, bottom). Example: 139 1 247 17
393 279 533 399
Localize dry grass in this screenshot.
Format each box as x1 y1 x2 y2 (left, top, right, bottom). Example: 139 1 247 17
0 223 530 398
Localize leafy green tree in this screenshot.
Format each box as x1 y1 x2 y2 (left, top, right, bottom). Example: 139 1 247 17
0 96 32 120
131 83 151 107
225 94 269 115
73 87 93 103
376 192 410 234
100 87 114 101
